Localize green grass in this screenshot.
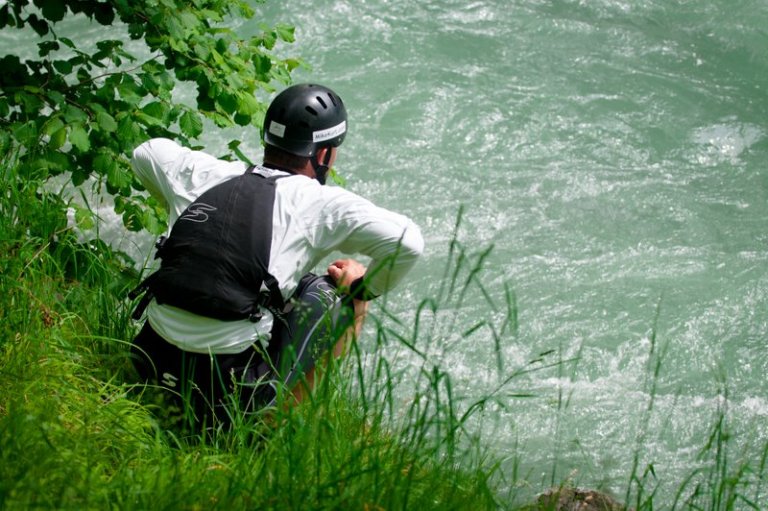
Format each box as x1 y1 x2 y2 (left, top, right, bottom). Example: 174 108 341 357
2 159 768 510
0 163 502 510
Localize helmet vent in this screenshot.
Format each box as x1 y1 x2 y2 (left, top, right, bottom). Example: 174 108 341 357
305 106 318 116
316 96 327 109
327 93 337 107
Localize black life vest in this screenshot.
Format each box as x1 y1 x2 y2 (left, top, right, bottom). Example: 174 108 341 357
130 168 286 322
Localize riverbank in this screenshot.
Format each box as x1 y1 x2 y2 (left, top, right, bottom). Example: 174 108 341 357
0 163 507 510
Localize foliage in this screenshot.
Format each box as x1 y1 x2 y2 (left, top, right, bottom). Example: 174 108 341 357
0 0 300 233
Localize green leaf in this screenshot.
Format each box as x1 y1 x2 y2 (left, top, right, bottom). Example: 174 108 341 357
135 112 164 128
0 4 9 29
16 91 44 115
120 199 144 231
179 10 199 33
193 42 210 61
141 206 165 235
68 123 90 152
32 150 69 174
58 37 76 49
328 167 347 187
40 0 66 23
284 58 303 71
114 195 126 214
116 116 142 150
260 28 277 50
234 112 250 126
117 80 145 105
0 55 27 83
46 90 65 105
52 59 73 74
42 116 65 136
226 73 245 90
200 9 223 22
127 21 145 39
77 66 91 82
168 36 190 53
209 111 232 128
44 117 67 150
49 127 67 149
236 92 260 116
93 150 116 176
156 69 176 91
166 14 184 39
96 111 118 132
12 121 38 146
38 40 59 56
63 104 88 123
142 101 169 123
108 164 133 196
275 24 295 43
72 203 95 230
228 139 253 165
28 13 49 36
218 92 237 114
93 3 115 25
253 53 271 75
71 167 88 186
179 110 203 138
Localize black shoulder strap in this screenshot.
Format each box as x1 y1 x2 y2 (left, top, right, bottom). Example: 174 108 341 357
244 165 287 312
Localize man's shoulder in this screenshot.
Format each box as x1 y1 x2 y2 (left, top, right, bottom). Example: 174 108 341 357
274 177 378 224
279 176 370 205
133 137 184 158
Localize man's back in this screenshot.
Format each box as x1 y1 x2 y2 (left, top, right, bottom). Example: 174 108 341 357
132 137 423 355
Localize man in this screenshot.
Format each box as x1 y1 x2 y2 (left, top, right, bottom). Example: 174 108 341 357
129 83 423 423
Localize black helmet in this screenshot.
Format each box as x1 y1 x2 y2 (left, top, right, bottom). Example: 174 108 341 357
263 83 347 158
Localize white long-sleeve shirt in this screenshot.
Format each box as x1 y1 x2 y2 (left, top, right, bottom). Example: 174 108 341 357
131 138 424 354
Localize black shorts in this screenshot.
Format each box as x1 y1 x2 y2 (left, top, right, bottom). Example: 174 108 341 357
130 274 354 421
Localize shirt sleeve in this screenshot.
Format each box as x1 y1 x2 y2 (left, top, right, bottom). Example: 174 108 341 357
315 190 425 297
130 138 246 222
130 138 189 210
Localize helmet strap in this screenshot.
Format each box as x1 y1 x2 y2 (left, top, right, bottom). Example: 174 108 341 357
311 148 333 185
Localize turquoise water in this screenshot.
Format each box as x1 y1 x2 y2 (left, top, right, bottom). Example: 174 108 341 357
252 0 768 504
5 0 768 505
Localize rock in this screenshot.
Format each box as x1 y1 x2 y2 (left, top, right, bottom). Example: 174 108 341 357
528 486 627 511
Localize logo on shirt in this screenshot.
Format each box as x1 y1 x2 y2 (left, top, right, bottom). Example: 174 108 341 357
180 202 217 223
161 372 178 388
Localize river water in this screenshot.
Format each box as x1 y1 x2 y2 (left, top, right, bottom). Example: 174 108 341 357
249 0 768 505
7 0 768 506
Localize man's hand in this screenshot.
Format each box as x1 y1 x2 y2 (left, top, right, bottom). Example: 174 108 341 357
327 258 369 343
327 258 367 290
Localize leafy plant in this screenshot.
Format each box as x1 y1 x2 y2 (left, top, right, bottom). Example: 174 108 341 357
0 0 300 234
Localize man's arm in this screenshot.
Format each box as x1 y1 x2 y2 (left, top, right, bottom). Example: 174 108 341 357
131 138 247 223
323 194 425 298
130 138 189 210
